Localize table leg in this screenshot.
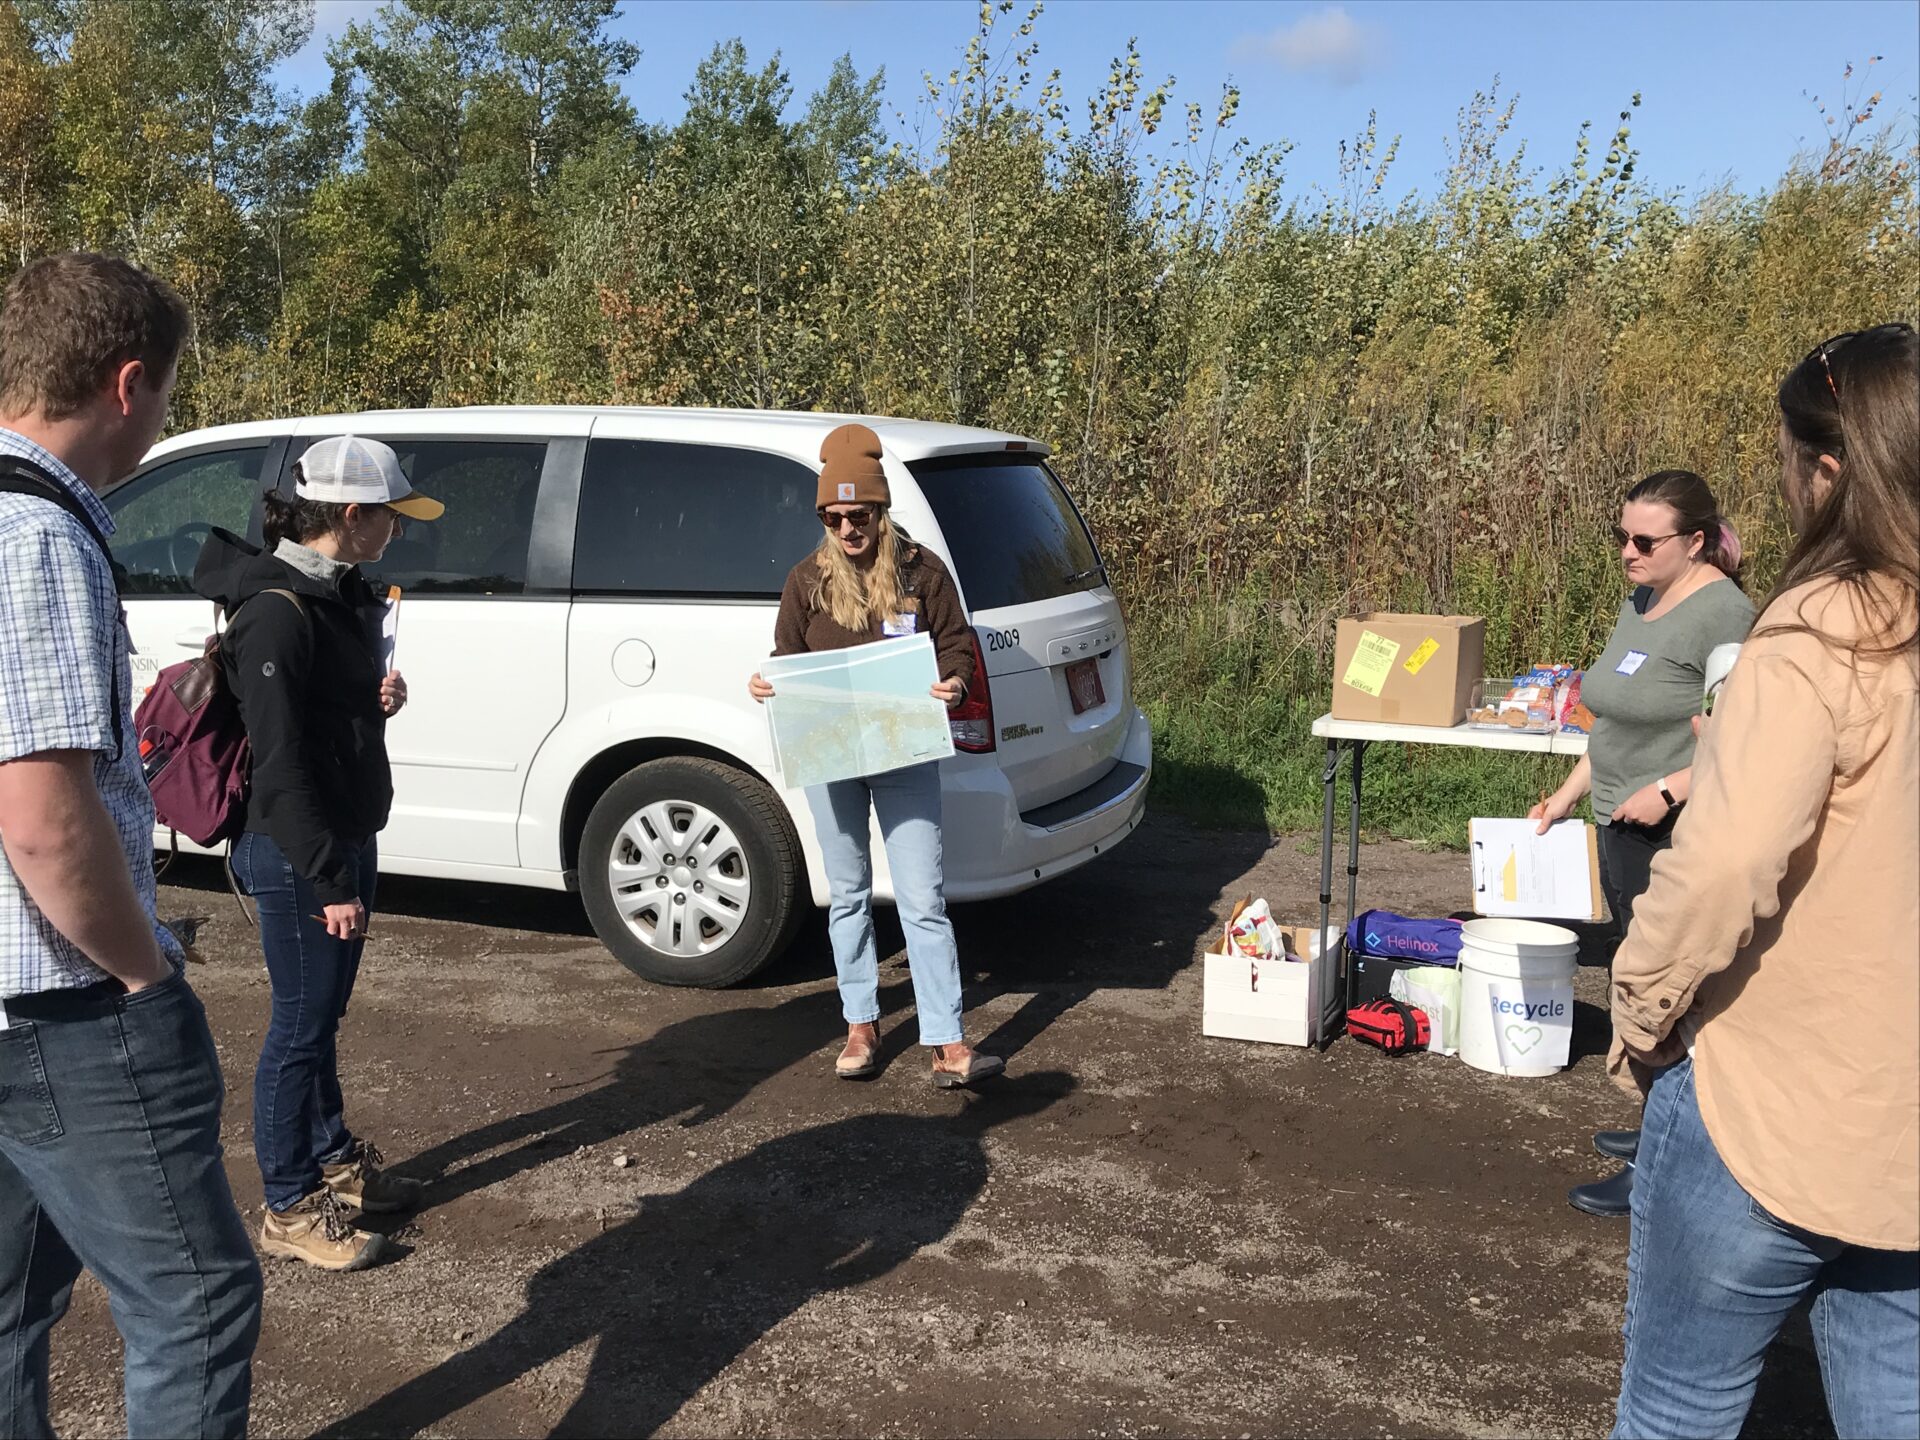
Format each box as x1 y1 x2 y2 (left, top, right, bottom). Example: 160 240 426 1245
1316 738 1340 1048
1333 740 1368 1032
1346 739 1366 934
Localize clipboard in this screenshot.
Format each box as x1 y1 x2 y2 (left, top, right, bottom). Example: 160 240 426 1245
1468 817 1602 921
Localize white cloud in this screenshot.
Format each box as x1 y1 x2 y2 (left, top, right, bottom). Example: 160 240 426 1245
1233 7 1386 86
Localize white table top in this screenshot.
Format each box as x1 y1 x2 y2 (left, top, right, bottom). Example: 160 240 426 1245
1312 713 1589 756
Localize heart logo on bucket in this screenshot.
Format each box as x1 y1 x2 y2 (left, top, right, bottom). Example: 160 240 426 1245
1504 1024 1543 1055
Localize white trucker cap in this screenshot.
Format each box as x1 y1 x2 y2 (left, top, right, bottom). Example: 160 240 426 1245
294 435 444 521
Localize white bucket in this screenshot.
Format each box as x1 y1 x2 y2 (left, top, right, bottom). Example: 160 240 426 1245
1457 918 1580 1077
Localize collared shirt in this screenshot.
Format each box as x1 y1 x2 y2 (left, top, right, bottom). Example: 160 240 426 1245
1609 576 1919 1250
0 427 182 995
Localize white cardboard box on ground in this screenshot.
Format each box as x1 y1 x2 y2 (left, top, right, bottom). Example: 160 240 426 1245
1202 923 1325 1048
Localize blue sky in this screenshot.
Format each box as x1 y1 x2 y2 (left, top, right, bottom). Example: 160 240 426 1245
282 0 1920 204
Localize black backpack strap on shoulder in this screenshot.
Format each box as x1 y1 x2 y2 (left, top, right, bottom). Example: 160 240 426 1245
0 457 118 573
0 457 127 761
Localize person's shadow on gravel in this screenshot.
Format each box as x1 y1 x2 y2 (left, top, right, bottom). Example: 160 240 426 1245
317 1073 1074 1439
403 976 916 1211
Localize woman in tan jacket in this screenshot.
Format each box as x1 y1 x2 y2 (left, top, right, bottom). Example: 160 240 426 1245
1607 323 1917 1440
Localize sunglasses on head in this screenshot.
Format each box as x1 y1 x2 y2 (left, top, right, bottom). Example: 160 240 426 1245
818 506 876 531
1803 322 1917 404
1611 526 1685 557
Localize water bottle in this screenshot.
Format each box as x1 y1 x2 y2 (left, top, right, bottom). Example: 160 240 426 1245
1704 642 1742 714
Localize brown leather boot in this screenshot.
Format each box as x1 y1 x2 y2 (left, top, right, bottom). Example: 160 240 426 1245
260 1190 395 1272
835 1022 880 1079
930 1042 1004 1089
322 1140 424 1214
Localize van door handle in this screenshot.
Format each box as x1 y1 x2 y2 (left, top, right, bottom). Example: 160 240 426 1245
175 626 213 648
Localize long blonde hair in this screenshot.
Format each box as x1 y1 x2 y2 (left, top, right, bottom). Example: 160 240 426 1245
807 509 909 630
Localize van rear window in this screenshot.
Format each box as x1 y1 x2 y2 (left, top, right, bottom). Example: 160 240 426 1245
908 456 1103 610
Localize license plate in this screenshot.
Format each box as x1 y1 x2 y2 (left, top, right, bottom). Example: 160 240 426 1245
1066 657 1106 714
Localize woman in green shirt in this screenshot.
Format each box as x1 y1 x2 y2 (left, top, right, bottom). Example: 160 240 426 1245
1532 470 1754 1217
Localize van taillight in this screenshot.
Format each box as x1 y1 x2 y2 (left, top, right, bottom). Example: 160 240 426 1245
950 630 995 753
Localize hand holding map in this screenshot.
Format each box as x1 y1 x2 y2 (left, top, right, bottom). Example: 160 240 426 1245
760 634 956 789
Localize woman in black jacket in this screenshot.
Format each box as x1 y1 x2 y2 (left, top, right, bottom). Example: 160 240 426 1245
194 435 442 1271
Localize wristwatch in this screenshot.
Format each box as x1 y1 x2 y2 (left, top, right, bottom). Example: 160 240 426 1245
1657 777 1679 810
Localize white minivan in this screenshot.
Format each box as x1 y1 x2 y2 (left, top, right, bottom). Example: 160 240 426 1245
105 407 1151 985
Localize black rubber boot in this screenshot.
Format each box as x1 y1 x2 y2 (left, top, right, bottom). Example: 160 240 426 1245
1569 1163 1635 1218
1593 1129 1641 1162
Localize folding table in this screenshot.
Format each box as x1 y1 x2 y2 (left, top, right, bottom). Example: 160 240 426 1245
1308 714 1590 1047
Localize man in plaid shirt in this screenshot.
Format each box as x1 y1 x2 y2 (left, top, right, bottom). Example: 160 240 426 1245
0 254 259 1438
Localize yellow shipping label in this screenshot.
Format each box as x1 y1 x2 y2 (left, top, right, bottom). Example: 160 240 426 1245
1341 630 1401 696
1403 637 1441 674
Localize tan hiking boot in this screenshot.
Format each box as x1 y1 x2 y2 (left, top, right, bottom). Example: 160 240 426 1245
322 1141 424 1213
930 1042 1004 1089
836 1022 881 1079
261 1190 395 1272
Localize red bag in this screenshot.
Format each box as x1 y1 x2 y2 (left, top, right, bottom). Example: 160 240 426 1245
1347 998 1430 1055
133 590 304 847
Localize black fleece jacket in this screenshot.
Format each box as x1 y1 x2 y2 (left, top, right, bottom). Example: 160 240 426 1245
193 529 393 904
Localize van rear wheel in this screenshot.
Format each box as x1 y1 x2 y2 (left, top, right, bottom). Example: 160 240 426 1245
579 758 805 987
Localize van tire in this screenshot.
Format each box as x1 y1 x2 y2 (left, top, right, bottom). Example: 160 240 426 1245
579 757 805 987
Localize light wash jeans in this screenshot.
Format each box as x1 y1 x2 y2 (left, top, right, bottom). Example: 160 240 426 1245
806 762 964 1047
1613 1059 1919 1440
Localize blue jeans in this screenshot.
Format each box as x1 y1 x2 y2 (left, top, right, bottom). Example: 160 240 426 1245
231 830 377 1211
807 762 964 1047
0 972 262 1438
1614 1060 1920 1439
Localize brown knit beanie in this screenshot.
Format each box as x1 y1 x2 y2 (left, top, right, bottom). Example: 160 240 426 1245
817 423 890 509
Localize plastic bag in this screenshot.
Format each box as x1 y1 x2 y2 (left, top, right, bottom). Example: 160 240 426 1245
1390 965 1462 1056
1227 898 1285 961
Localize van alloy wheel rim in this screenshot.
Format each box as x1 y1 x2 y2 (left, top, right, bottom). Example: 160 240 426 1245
606 800 752 957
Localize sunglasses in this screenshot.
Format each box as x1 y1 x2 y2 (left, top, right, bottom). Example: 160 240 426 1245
1803 322 1916 404
1611 526 1685 557
818 506 876 531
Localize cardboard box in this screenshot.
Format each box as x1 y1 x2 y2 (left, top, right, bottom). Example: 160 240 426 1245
1331 614 1486 728
1202 923 1328 1048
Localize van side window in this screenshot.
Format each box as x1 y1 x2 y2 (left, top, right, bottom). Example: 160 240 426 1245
339 440 545 595
106 446 266 595
574 440 820 597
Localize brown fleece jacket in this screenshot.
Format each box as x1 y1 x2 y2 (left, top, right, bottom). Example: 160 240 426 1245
772 541 976 691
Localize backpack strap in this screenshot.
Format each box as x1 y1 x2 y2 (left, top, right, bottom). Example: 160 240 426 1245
0 457 127 761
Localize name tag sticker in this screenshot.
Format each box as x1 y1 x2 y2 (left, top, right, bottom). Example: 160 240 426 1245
881 612 919 637
1616 650 1649 677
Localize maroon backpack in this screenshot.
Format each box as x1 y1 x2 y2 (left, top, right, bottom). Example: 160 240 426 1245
133 590 303 847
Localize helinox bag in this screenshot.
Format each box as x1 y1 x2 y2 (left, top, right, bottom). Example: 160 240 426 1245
1346 998 1431 1056
132 590 304 847
1346 909 1464 966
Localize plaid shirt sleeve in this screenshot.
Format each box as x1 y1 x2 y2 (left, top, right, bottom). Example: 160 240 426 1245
0 522 119 763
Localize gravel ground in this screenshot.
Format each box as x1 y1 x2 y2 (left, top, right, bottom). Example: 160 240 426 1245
47 813 1828 1438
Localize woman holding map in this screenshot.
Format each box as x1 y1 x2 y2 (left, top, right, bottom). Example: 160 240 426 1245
749 422 1004 1088
1530 469 1753 1218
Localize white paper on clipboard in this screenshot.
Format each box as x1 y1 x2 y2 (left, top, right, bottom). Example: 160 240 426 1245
380 586 402 671
1469 818 1602 921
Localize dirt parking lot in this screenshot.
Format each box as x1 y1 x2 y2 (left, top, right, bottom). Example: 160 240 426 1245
52 814 1826 1438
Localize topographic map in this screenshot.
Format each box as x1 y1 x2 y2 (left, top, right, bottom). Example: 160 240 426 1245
762 634 956 788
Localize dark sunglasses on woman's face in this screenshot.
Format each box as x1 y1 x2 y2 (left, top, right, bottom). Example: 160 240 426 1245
818 506 875 531
1611 526 1683 556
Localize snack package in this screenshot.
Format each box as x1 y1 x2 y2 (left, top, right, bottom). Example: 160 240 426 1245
1468 664 1581 733
1227 898 1285 961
